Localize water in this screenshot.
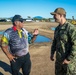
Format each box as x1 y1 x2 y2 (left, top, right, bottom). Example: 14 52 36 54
34 35 51 43
0 31 4 35
51 27 55 30
0 31 51 43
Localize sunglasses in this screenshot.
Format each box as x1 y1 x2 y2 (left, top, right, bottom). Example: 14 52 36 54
19 20 23 23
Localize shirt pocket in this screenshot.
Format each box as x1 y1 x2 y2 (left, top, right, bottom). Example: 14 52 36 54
60 31 68 43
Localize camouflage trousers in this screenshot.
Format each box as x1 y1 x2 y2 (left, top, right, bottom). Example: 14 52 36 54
55 61 76 75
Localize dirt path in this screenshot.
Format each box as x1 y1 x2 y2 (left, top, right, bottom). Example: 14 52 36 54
30 43 55 75
0 43 55 75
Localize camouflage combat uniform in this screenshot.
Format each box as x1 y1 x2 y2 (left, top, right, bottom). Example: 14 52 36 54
51 21 76 75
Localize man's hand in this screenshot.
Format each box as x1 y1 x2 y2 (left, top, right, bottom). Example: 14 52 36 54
50 55 54 61
1 45 16 62
33 29 39 36
62 59 70 64
7 53 16 62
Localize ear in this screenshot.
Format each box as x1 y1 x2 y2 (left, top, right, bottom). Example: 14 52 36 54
14 21 19 25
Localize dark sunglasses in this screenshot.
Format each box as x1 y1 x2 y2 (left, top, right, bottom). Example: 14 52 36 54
19 20 23 23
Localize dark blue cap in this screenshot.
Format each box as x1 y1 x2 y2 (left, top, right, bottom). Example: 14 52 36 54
12 15 23 22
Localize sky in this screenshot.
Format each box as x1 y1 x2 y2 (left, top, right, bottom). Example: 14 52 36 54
0 0 76 19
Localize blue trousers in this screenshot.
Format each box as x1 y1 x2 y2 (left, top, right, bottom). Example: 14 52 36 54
10 53 31 75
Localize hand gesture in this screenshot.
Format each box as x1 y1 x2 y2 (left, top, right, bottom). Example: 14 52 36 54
62 59 70 64
33 29 39 36
7 54 16 62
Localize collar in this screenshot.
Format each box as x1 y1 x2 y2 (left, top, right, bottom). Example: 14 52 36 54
59 21 68 29
12 26 23 31
12 26 17 31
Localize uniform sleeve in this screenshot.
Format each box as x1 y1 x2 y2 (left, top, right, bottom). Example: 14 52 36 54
66 26 76 61
1 32 9 46
51 31 57 55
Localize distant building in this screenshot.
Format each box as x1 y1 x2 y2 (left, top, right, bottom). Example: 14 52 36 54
35 20 39 22
25 18 33 22
48 18 55 22
51 19 55 22
6 19 11 22
0 18 11 22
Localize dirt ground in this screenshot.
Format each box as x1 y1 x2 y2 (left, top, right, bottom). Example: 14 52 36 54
0 22 58 75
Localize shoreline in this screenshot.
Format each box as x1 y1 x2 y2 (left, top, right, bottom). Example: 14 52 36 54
0 22 58 39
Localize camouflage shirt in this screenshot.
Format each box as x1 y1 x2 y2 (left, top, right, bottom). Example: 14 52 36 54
51 21 76 62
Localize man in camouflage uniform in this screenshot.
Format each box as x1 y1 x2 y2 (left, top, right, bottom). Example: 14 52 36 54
50 8 76 75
